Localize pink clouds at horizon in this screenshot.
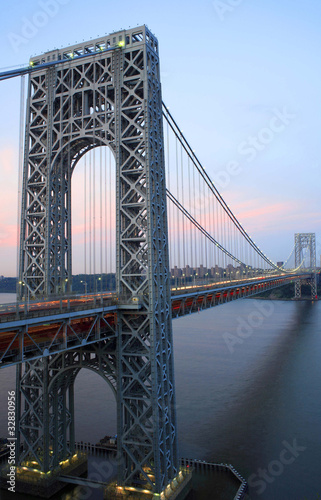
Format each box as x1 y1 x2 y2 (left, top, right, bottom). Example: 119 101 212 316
0 146 20 275
0 143 319 276
234 200 298 230
232 198 321 233
0 224 18 248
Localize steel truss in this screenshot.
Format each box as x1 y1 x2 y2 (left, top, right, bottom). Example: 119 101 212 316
171 275 302 317
294 233 317 299
0 273 306 367
0 305 116 367
16 341 117 471
17 25 178 493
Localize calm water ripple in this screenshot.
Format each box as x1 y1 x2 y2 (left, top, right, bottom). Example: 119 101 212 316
0 294 320 499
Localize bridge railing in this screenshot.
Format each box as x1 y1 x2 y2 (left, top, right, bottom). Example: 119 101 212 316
0 293 117 324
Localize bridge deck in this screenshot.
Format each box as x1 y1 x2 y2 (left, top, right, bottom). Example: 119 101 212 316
0 273 309 367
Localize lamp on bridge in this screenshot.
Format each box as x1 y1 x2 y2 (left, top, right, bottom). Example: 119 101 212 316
62 278 68 294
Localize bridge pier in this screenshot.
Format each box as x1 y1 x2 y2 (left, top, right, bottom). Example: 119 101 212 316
294 233 317 299
295 276 317 299
15 24 179 496
16 355 74 472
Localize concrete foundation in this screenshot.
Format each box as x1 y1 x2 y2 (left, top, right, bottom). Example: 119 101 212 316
0 452 87 498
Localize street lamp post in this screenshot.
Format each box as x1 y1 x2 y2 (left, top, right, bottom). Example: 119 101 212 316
20 282 30 313
97 277 102 303
80 281 87 294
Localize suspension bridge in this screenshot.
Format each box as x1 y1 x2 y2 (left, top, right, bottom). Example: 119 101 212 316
0 25 317 499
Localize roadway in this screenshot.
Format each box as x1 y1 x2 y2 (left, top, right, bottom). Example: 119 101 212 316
0 272 310 367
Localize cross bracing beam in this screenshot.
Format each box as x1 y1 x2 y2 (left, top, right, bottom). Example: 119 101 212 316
0 39 123 82
16 341 118 472
0 308 117 366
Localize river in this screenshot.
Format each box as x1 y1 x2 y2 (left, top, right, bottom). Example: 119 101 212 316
0 293 320 499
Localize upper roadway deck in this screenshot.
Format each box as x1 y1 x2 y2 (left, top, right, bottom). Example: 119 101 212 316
0 272 310 367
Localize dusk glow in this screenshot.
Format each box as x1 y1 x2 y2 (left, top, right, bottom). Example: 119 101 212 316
0 8 320 499
0 1 320 275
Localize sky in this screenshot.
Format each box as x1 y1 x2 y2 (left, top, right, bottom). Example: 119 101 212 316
0 0 320 275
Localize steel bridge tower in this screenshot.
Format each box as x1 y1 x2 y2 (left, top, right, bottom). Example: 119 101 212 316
17 26 178 495
294 233 317 299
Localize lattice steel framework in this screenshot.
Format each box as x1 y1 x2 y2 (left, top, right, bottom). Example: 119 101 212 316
16 342 117 471
17 26 178 493
294 233 317 299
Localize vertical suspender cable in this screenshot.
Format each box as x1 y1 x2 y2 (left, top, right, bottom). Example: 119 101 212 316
180 142 185 286
212 184 217 279
192 155 196 275
204 179 208 280
188 155 192 279
100 145 103 290
84 154 87 281
166 117 172 272
89 149 92 290
198 167 202 274
16 75 25 287
175 136 180 271
92 61 96 291
109 147 112 280
104 147 107 280
93 150 96 288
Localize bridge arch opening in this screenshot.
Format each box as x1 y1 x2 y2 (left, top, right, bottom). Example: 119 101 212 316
71 145 116 293
47 350 118 452
74 366 117 444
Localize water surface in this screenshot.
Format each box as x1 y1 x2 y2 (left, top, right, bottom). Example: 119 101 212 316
0 294 320 499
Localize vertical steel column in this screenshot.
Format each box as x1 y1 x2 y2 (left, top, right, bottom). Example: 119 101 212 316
52 379 59 467
115 28 178 493
51 370 73 465
310 233 317 298
17 358 50 471
15 363 22 460
294 233 302 298
69 381 75 455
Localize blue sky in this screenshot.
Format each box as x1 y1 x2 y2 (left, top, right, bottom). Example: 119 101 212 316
0 0 320 274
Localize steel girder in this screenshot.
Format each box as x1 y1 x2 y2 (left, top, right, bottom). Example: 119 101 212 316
16 341 117 472
114 29 178 492
0 274 310 367
171 276 300 318
18 26 178 493
294 233 317 298
0 307 116 367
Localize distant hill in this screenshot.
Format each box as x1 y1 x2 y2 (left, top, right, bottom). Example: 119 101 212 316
0 274 319 299
0 274 116 294
0 277 16 293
